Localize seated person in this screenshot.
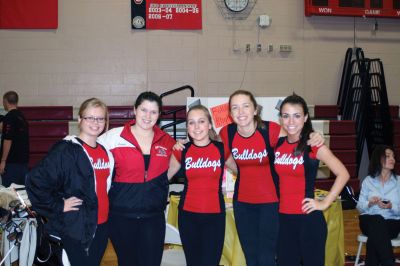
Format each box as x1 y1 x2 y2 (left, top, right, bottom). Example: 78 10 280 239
357 145 400 266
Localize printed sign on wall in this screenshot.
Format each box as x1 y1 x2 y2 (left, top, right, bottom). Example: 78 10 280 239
131 0 202 30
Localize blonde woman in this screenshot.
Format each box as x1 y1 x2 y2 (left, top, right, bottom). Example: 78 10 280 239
26 98 114 265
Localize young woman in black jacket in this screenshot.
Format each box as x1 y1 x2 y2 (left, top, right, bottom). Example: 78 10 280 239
26 98 114 266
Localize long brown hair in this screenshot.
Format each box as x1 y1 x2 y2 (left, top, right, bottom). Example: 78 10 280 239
228 90 265 129
279 93 313 155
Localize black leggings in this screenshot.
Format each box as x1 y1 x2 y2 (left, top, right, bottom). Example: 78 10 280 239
359 214 400 266
233 201 279 266
62 222 109 266
178 209 225 266
109 213 165 266
277 211 327 266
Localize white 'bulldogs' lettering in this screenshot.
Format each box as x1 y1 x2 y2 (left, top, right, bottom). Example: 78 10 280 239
232 148 268 163
185 157 221 172
274 152 304 170
89 158 111 170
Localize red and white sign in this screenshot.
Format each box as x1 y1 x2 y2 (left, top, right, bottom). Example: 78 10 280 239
132 0 202 30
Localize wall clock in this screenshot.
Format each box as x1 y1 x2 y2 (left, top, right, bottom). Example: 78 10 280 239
224 0 249 12
214 0 257 19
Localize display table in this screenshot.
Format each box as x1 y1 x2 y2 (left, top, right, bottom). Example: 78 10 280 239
167 190 344 266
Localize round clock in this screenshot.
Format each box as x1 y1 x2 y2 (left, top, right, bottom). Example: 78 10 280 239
224 0 249 12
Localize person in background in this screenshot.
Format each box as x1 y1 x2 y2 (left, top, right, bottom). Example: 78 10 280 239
218 90 324 266
275 94 349 266
357 145 400 266
26 98 114 265
168 105 237 266
0 91 29 187
0 115 4 134
98 91 176 266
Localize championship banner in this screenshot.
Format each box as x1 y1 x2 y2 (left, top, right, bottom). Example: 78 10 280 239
131 0 202 30
0 0 58 29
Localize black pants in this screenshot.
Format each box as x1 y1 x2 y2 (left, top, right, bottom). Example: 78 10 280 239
178 209 225 266
2 163 28 187
277 211 327 266
109 213 165 266
359 215 400 266
63 222 109 266
233 201 279 266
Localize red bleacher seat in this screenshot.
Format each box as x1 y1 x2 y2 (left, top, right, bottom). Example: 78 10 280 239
329 120 355 135
28 153 45 169
30 137 60 154
389 106 399 119
109 120 128 130
20 106 73 120
314 105 338 119
161 106 186 120
332 150 357 164
107 105 186 120
108 106 134 120
330 164 357 178
29 121 69 137
329 135 356 150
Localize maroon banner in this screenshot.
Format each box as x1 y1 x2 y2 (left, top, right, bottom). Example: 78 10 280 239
131 0 202 30
0 0 58 29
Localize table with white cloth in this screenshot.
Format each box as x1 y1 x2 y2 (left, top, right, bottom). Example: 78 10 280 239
167 189 344 266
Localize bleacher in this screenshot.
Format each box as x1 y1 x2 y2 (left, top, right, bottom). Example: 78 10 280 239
23 105 187 169
21 104 400 193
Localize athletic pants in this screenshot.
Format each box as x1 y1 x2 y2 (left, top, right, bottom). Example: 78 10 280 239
178 209 225 266
63 222 109 266
359 214 400 266
2 163 28 187
233 201 279 266
109 213 165 266
277 211 327 266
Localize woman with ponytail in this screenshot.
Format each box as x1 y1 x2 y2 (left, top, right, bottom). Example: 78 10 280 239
275 94 349 266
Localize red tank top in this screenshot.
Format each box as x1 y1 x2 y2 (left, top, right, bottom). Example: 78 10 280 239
82 143 111 224
274 139 320 214
220 122 281 203
173 142 225 213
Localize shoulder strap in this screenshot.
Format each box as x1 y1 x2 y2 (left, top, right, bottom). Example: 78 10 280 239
180 142 192 166
213 141 226 168
227 123 237 151
303 146 319 198
257 121 271 148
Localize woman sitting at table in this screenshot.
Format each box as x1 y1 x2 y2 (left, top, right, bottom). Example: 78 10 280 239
357 145 400 266
275 94 349 266
168 105 236 266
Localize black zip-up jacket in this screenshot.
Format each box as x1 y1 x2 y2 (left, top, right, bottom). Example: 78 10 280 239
26 136 114 250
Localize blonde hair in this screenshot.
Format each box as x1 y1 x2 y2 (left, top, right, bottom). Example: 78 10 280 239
187 105 218 141
78 98 109 132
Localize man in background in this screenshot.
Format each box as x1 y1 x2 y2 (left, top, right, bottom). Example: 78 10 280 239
0 91 29 187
